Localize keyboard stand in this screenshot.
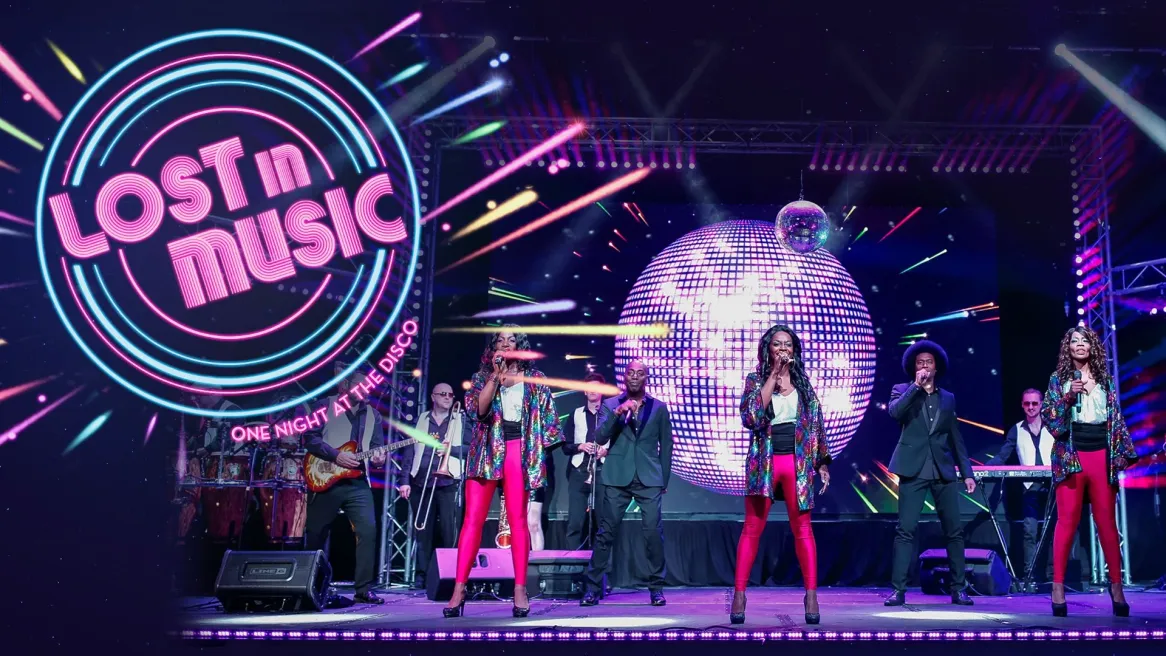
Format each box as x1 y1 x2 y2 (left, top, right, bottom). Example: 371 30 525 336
978 483 1020 589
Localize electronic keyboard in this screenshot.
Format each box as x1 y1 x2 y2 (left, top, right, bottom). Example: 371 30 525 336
972 465 1052 480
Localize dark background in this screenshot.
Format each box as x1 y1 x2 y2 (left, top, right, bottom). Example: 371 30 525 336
2 0 1166 652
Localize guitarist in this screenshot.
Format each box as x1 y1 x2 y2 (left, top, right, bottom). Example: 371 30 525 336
303 362 387 605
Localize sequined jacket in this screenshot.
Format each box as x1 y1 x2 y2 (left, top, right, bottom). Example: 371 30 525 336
740 372 832 511
464 368 562 491
1041 372 1138 487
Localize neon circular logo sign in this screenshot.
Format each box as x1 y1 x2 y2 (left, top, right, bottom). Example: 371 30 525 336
35 29 420 419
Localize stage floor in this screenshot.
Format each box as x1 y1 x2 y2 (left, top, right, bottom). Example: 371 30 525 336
179 586 1166 642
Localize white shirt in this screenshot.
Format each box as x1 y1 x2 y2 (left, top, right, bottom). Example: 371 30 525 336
1063 379 1107 425
1014 420 1055 490
501 382 524 422
770 389 800 425
323 395 353 449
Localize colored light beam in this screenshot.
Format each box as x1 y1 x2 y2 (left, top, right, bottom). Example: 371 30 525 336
349 12 422 61
958 417 1004 435
488 289 535 305
435 323 670 337
1056 45 1166 154
0 280 36 290
0 226 30 238
872 472 899 500
613 229 628 242
0 210 34 226
378 62 428 90
449 190 538 240
412 77 505 125
46 40 85 84
609 241 621 253
387 419 444 449
899 248 948 274
144 412 159 445
962 493 990 513
622 202 639 222
0 159 19 173
980 316 1000 323
909 310 967 326
423 122 586 224
0 116 44 150
850 482 879 513
565 354 592 360
961 302 998 312
631 202 648 225
451 120 506 145
436 168 650 273
389 37 495 123
0 386 84 447
874 460 899 485
63 410 112 455
511 375 622 397
0 42 62 120
901 333 928 340
851 226 868 244
595 202 613 218
0 374 59 403
472 299 576 319
499 350 545 361
843 206 857 222
879 207 923 242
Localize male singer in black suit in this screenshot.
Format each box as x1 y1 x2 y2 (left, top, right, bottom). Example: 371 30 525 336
581 360 672 607
884 340 976 607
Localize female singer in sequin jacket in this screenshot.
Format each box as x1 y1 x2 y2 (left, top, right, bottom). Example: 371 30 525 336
731 325 832 625
1041 325 1138 617
443 324 561 619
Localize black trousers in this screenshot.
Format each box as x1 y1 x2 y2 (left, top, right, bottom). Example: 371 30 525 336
304 478 378 595
565 464 606 550
584 477 666 592
892 475 966 592
408 479 461 584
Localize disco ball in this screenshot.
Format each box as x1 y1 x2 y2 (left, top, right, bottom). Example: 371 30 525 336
775 200 831 254
614 220 876 495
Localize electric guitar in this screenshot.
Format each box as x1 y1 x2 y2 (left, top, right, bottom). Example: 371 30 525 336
304 438 420 493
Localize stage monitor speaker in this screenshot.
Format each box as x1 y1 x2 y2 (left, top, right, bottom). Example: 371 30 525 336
427 548 515 601
526 549 591 598
214 549 332 612
920 548 1010 596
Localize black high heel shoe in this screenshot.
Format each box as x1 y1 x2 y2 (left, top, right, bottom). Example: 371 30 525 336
1051 584 1067 617
512 604 530 618
729 592 746 625
443 587 466 618
804 594 820 625
1109 584 1130 617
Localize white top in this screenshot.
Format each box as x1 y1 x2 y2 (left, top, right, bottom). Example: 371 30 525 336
501 381 525 422
1014 420 1056 490
1062 379 1107 425
770 389 800 425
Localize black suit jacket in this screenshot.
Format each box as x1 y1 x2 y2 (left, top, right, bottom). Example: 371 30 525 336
887 383 972 482
596 394 672 489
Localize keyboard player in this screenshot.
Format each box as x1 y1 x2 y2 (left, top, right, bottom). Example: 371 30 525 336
987 388 1088 587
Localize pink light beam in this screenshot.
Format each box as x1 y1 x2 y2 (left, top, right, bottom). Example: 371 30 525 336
422 122 587 224
144 412 159 445
349 12 422 62
0 42 62 120
0 386 84 447
0 374 60 403
879 206 923 243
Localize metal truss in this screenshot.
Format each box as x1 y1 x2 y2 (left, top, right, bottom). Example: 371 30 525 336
1112 257 1166 297
375 133 438 589
421 115 1095 158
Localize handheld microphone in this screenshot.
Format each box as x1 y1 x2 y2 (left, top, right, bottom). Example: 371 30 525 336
1072 370 1083 415
493 355 505 366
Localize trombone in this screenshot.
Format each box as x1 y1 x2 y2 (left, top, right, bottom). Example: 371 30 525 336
413 403 458 531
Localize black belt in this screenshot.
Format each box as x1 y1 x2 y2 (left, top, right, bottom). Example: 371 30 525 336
502 420 522 441
1072 422 1107 452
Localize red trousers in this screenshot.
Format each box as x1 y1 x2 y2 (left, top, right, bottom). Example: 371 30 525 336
1054 448 1122 584
454 441 530 585
734 454 818 591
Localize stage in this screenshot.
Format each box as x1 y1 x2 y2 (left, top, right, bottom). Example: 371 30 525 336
177 586 1166 642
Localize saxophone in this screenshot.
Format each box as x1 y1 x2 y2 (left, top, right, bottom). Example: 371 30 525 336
495 491 512 548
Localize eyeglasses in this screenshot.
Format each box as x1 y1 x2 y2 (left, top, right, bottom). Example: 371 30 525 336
1022 402 1040 407
434 392 454 397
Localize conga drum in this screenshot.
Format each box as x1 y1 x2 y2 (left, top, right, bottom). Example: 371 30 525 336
202 455 252 541
259 452 307 543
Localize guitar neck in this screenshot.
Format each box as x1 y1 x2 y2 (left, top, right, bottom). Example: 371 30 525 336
355 438 418 461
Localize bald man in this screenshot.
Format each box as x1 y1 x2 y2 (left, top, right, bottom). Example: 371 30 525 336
399 382 469 589
581 360 673 607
